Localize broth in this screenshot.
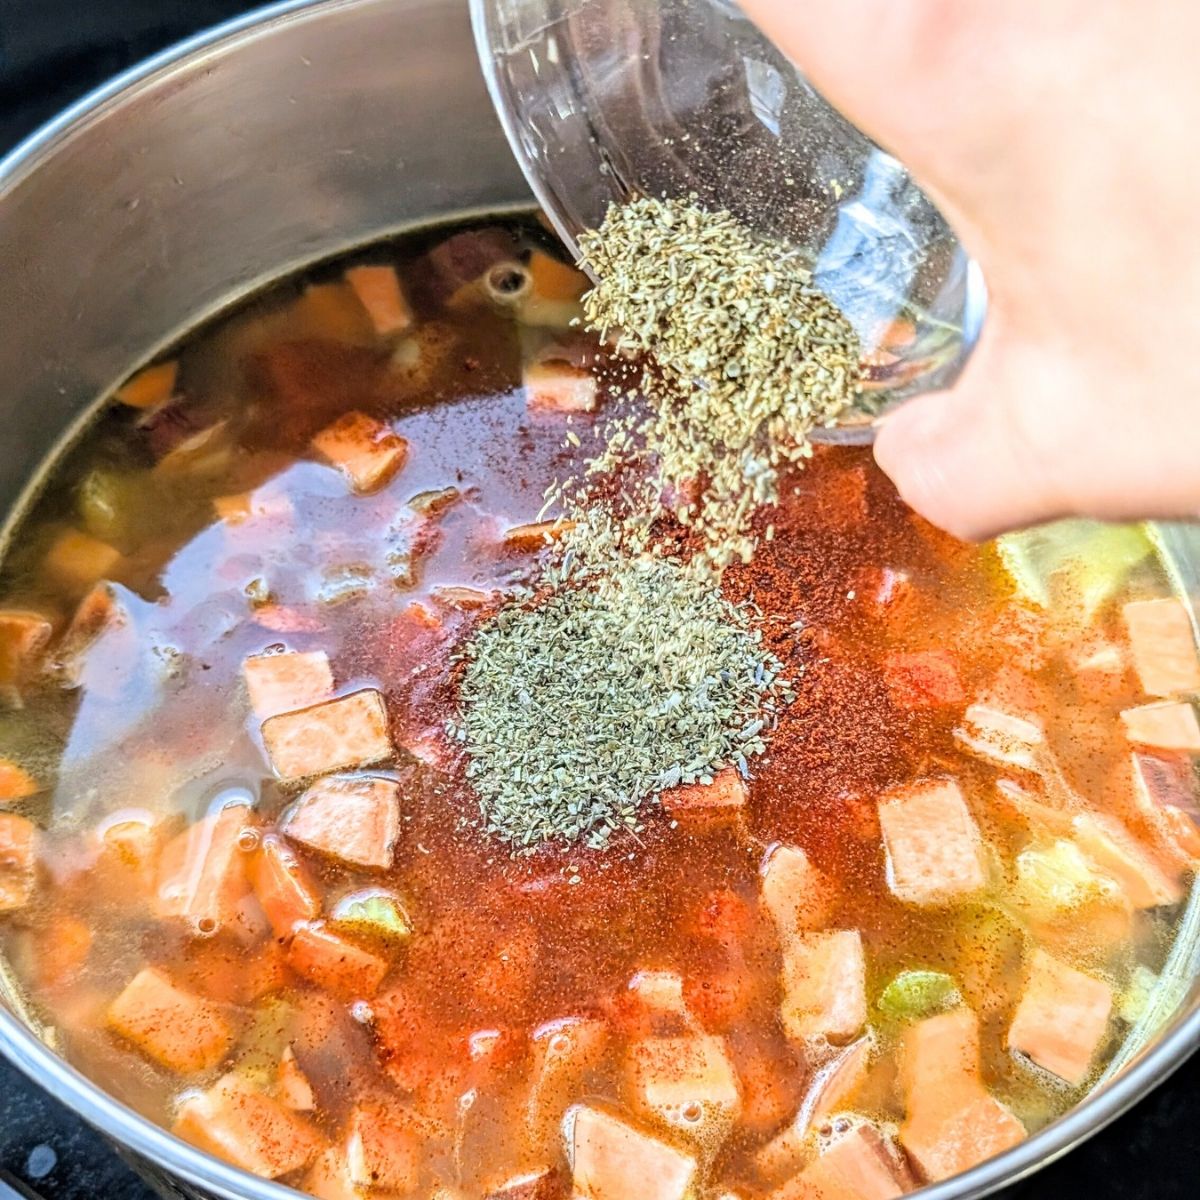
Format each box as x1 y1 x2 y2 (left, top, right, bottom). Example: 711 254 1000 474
0 214 1196 1200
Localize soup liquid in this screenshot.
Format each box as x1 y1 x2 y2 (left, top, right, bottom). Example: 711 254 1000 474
0 214 1192 1198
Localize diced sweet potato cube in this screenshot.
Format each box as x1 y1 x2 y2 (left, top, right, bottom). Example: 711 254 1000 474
768 1122 912 1200
346 1102 422 1192
283 773 400 868
624 1033 741 1142
1067 634 1130 704
304 1148 360 1200
107 967 234 1073
261 689 393 781
312 411 409 494
154 801 254 932
954 703 1045 772
243 649 334 720
729 1036 800 1139
883 650 964 710
1121 701 1200 751
33 914 93 993
183 937 287 1007
1122 597 1200 697
174 1072 323 1179
898 1008 1024 1182
524 361 598 413
528 250 588 302
115 360 178 409
293 282 376 345
525 1016 610 1159
0 811 36 912
0 610 53 688
568 1105 697 1200
1072 812 1183 908
618 970 694 1038
661 768 747 822
250 835 321 937
0 758 37 802
43 529 122 593
879 780 987 906
1128 751 1200 863
761 843 830 937
755 1035 875 1184
780 930 867 1045
503 519 577 551
484 1168 564 1200
345 264 414 336
286 924 390 1000
1007 949 1112 1085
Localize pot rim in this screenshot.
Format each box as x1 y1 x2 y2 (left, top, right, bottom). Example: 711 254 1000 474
1 2 1199 1198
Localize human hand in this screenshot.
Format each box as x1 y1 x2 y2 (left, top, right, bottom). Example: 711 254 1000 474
741 0 1200 540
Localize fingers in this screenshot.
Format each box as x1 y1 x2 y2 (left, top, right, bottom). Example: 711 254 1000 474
873 333 1200 540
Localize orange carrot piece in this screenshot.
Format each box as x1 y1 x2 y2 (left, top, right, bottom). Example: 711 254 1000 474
527 250 588 301
1121 700 1200 751
0 812 36 912
304 1148 361 1200
898 1008 1025 1182
523 361 598 413
761 843 830 936
43 529 122 593
174 1072 324 1179
767 1122 912 1200
617 969 695 1039
286 924 390 1001
184 937 288 1007
0 758 37 802
154 801 254 933
282 773 400 869
345 1101 423 1192
1122 597 1200 697
0 610 53 689
503 519 577 551
261 689 393 781
293 282 376 344
1073 812 1184 908
1007 949 1112 1085
242 649 334 720
312 411 408 494
569 1104 697 1200
879 779 988 906
34 914 92 993
345 264 414 336
115 361 178 409
250 834 321 937
780 930 867 1045
107 967 234 1073
277 1045 316 1111
661 768 747 822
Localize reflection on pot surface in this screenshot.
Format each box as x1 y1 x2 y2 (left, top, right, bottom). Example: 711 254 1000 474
0 203 1196 1200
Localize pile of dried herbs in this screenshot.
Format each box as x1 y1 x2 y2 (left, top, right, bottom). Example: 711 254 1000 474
451 521 790 850
578 196 863 571
452 197 860 850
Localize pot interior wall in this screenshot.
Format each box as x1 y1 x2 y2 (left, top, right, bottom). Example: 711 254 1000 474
0 0 529 528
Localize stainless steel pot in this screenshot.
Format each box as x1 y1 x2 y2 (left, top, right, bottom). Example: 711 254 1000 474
0 2 1198 1198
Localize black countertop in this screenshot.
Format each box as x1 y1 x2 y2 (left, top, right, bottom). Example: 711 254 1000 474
0 2 1197 1197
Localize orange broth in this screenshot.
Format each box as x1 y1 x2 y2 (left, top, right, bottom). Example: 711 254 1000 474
0 214 1195 1200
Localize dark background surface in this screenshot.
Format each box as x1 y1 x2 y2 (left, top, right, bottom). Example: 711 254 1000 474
0 1 1197 1197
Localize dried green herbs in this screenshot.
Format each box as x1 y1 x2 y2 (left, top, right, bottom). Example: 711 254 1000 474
577 196 862 571
451 528 790 850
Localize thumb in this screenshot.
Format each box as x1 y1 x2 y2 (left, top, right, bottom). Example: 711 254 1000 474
872 331 1200 541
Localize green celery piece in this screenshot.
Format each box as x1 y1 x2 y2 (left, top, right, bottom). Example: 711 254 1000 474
877 970 961 1021
233 997 295 1086
995 519 1153 618
331 889 413 942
